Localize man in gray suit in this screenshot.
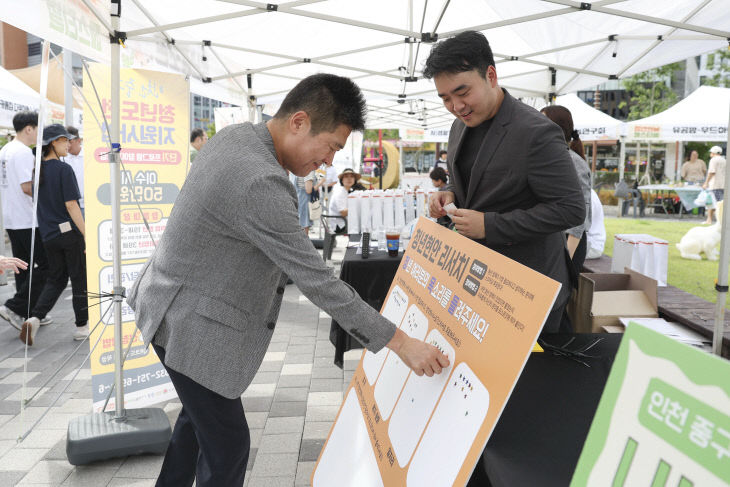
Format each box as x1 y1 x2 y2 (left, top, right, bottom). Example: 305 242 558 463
426 31 585 334
127 74 448 487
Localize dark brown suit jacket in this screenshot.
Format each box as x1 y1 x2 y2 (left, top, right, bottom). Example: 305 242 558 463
445 90 585 332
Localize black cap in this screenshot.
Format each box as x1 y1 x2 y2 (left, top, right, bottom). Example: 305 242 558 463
41 124 76 146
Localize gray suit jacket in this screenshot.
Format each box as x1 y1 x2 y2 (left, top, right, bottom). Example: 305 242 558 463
127 122 396 399
445 90 585 331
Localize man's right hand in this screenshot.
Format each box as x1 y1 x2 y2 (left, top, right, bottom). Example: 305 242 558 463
386 328 450 377
429 191 455 218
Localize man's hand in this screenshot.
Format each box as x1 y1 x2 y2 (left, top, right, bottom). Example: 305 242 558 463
429 191 455 218
387 328 450 377
0 256 28 274
451 209 486 239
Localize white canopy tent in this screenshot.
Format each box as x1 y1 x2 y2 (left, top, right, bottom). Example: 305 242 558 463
0 65 39 129
628 85 730 141
0 2 728 435
0 64 82 130
536 92 626 141
2 0 730 129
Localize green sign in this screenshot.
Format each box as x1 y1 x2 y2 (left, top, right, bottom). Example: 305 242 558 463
571 322 730 487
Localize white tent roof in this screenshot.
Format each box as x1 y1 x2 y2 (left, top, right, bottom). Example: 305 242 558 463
536 93 625 140
1 0 729 129
627 85 730 141
0 64 82 130
0 65 41 129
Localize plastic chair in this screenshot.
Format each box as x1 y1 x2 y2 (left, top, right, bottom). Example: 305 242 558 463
320 214 347 262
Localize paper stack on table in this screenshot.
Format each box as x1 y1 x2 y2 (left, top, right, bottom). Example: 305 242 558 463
618 317 712 350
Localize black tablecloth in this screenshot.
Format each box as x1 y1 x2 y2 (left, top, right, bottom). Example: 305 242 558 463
477 333 622 487
329 245 402 367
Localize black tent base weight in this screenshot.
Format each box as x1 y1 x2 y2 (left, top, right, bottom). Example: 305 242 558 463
66 407 171 466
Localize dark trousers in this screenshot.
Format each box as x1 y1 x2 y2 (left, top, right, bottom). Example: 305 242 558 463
153 345 250 487
31 231 87 326
5 228 48 318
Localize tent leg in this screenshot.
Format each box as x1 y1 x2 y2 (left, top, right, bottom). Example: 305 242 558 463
66 0 171 466
712 107 730 356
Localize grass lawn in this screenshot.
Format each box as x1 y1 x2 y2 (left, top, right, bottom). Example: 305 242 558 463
603 217 723 303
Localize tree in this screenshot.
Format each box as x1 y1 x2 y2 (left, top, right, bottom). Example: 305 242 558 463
701 48 730 88
619 62 682 121
363 128 399 142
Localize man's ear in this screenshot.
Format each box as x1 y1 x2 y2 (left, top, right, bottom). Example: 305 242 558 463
487 65 498 87
288 111 311 134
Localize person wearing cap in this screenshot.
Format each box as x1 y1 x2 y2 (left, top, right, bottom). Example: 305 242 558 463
328 168 365 233
702 145 726 224
0 111 51 331
19 124 88 346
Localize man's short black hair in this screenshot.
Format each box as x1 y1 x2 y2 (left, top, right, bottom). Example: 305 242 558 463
423 31 495 80
274 73 367 133
190 128 205 143
430 167 448 183
12 111 38 133
439 150 448 157
66 126 80 138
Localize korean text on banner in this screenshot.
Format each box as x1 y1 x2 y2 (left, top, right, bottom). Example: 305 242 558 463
571 322 730 487
83 64 189 412
312 217 562 487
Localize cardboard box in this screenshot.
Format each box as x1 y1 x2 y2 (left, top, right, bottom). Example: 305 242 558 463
569 269 658 333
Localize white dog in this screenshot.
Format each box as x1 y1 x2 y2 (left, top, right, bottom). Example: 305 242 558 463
676 200 723 260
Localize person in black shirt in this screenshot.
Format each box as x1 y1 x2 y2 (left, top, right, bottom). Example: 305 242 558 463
19 124 87 346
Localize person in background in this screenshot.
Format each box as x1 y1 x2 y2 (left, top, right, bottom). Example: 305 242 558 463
295 170 316 235
702 145 726 224
434 150 448 171
540 105 592 272
328 168 365 232
585 189 605 259
189 128 208 164
0 111 50 331
430 167 451 227
429 167 448 189
323 159 339 208
681 150 706 184
64 126 84 218
19 124 87 346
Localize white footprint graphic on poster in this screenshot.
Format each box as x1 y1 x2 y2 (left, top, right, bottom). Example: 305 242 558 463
312 389 384 487
373 304 428 420
407 362 489 487
363 285 409 385
388 329 455 467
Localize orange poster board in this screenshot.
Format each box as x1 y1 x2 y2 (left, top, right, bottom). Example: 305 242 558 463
313 217 561 487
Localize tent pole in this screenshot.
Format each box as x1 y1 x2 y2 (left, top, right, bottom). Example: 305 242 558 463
64 50 74 126
617 136 626 218
711 107 730 356
674 141 679 182
110 5 125 420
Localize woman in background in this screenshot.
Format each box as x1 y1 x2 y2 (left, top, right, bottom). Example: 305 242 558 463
19 124 87 346
540 105 592 273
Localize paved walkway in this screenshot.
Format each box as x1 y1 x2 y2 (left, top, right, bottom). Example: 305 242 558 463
0 240 358 486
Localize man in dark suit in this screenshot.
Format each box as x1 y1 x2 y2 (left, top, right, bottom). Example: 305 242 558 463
425 31 585 333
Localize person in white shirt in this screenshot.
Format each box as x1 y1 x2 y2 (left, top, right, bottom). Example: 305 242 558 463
323 160 339 207
0 111 50 330
328 168 365 232
586 189 606 259
64 126 84 217
434 150 448 172
702 145 727 224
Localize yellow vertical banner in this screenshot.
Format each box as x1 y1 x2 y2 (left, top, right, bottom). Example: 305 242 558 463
83 64 188 412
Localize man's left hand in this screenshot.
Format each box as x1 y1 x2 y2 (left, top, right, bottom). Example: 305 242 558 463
451 209 486 239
